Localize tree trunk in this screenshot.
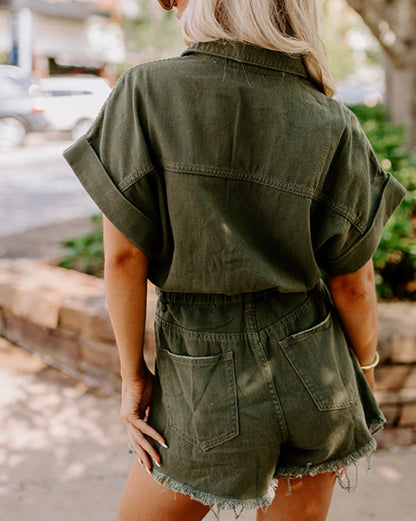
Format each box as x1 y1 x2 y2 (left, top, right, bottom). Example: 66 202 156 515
345 0 416 152
384 55 416 150
382 0 416 152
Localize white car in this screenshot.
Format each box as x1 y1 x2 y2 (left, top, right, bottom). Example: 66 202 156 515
38 76 111 140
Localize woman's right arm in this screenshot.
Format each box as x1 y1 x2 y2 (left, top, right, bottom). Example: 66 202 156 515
103 216 166 471
327 259 379 390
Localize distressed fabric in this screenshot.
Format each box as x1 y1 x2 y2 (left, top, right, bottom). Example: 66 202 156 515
63 40 406 295
147 282 385 515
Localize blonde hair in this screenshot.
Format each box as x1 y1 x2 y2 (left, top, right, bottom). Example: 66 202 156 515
179 0 336 96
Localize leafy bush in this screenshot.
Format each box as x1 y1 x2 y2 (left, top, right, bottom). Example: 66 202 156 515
350 104 416 300
60 105 416 300
59 214 104 277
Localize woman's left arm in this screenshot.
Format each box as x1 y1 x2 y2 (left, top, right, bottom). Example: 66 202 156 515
103 215 166 471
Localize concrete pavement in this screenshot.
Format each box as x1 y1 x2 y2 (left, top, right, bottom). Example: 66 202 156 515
1 337 415 521
1 134 97 237
0 216 96 263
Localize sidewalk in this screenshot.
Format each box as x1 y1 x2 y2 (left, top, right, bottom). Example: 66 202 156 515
1 337 415 521
0 216 96 263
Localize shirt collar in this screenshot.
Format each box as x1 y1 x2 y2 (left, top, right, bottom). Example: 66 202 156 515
182 40 309 80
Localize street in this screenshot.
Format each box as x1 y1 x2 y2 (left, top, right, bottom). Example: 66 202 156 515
0 133 97 237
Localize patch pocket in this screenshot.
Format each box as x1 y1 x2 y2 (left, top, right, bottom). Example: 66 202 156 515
279 310 358 411
157 348 239 451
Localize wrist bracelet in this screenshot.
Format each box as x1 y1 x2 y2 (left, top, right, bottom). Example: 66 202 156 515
360 351 380 370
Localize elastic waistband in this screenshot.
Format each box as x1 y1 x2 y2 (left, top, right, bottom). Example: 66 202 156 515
156 280 332 307
155 285 322 307
156 286 286 306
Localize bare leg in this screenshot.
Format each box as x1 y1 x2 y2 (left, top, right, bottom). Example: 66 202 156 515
257 472 337 521
116 460 211 521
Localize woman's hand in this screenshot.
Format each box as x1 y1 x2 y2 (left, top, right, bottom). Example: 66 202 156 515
103 217 166 472
120 365 167 473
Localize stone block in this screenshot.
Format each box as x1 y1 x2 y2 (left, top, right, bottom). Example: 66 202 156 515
378 302 416 337
375 388 416 406
58 303 89 335
77 359 121 394
380 404 401 427
11 288 61 329
0 259 107 330
389 336 416 364
42 332 81 372
375 365 416 391
83 312 115 343
80 339 120 373
0 264 60 329
399 403 416 427
375 427 416 449
2 310 80 372
0 280 16 309
0 308 5 335
378 302 416 363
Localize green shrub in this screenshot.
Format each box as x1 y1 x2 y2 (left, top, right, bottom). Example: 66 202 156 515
59 214 104 277
60 105 416 300
350 104 416 300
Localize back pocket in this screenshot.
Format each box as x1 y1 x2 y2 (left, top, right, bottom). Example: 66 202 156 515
279 310 358 411
157 348 239 451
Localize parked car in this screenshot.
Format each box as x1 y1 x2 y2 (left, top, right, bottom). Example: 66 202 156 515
38 76 111 140
0 64 31 84
0 66 48 148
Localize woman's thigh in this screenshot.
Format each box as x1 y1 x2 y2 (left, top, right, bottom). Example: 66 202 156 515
116 460 210 521
257 472 337 521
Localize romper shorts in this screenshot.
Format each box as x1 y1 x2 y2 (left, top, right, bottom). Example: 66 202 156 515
147 280 385 515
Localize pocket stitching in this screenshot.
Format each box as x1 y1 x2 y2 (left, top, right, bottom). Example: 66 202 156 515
157 349 239 451
279 310 332 347
155 314 248 340
279 312 358 411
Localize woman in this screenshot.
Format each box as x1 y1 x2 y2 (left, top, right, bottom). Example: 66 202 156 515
64 1 406 520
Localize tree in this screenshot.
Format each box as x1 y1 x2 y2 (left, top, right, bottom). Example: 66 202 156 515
345 0 416 152
121 0 182 64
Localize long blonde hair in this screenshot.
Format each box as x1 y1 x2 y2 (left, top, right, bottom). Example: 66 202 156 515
179 0 336 96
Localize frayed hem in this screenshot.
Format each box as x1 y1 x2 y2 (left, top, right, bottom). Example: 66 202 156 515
151 468 277 519
275 437 377 493
369 418 385 435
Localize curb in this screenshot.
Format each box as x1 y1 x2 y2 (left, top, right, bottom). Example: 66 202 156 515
0 259 156 394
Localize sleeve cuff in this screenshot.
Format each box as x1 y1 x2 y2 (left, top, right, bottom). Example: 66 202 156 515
323 173 407 275
63 136 159 258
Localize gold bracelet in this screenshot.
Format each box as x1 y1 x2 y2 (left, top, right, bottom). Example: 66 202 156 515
360 351 380 370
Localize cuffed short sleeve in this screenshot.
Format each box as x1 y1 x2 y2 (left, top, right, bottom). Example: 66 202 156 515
63 70 160 258
315 108 406 275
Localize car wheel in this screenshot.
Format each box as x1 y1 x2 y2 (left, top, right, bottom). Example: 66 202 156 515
72 118 93 141
0 117 27 148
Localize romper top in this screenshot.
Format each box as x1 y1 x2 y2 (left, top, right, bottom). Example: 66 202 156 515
63 40 406 295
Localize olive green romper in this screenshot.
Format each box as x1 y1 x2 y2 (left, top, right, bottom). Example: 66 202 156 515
64 40 406 518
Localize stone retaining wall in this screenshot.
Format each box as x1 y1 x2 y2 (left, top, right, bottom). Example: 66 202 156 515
0 259 156 394
375 304 416 447
0 258 415 447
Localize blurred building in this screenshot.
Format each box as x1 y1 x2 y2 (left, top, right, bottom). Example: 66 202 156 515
0 0 125 78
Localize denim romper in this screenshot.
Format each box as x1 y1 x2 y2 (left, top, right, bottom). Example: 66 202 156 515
64 40 406 516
